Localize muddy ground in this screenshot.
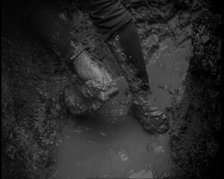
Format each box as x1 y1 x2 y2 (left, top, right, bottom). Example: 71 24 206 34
1 0 221 178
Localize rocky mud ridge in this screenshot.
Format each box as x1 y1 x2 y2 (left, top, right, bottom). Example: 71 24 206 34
168 8 221 178
2 0 221 178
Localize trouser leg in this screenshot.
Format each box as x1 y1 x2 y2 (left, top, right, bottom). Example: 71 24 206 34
89 0 169 133
107 22 169 133
88 0 150 93
107 21 150 92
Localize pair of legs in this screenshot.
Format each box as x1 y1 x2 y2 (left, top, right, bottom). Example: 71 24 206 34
28 0 169 133
89 0 169 133
88 0 150 92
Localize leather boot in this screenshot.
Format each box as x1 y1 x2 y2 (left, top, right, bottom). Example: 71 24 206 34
131 91 169 133
107 22 169 133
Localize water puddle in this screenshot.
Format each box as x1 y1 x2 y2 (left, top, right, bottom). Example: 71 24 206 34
56 37 192 179
57 115 172 179
147 38 192 110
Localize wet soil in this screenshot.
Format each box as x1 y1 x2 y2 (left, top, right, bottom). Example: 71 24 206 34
55 37 192 179
2 1 195 178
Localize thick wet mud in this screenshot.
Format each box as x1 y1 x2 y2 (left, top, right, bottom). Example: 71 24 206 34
56 37 192 179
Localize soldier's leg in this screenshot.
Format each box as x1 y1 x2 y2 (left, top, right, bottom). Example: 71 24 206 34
27 2 118 115
89 0 169 133
89 0 149 91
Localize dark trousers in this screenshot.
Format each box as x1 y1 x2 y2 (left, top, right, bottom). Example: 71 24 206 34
89 0 150 92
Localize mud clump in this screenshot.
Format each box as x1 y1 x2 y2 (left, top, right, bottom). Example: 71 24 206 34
64 84 104 115
169 6 221 178
122 0 178 23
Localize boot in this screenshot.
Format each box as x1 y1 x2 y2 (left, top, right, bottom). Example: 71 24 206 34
131 91 169 133
107 21 169 133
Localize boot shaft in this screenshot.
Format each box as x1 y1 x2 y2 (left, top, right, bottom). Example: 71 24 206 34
107 22 150 93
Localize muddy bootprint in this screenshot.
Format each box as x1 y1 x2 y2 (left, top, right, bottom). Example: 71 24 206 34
131 91 169 134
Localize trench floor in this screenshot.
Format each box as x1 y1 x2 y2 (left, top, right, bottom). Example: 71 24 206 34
56 38 192 179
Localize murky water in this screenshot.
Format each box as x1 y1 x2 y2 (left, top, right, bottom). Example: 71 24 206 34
57 115 171 179
147 38 192 110
56 38 192 179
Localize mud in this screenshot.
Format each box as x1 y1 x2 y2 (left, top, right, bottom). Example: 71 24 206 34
169 8 221 178
3 0 216 178
55 24 192 179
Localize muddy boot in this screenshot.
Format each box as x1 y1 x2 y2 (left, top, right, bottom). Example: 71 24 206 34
107 22 169 133
131 91 169 133
28 2 118 115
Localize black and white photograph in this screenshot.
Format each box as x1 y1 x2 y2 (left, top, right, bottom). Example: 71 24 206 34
1 0 222 178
